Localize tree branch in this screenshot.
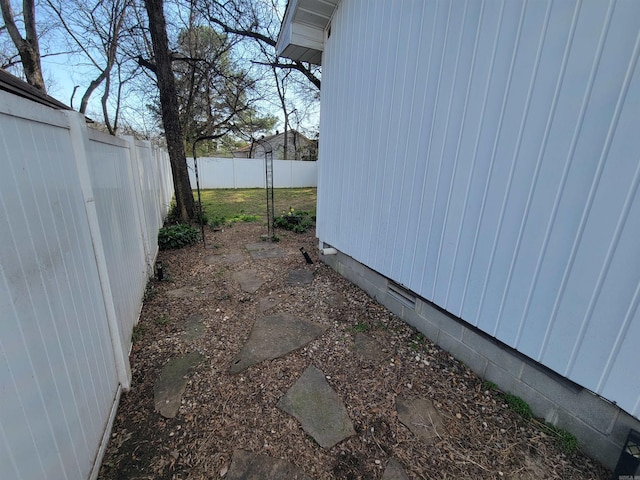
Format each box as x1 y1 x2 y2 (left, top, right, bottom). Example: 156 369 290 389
137 54 156 73
253 60 320 89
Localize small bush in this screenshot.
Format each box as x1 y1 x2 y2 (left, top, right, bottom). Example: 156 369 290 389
158 224 200 250
166 200 180 224
274 207 315 233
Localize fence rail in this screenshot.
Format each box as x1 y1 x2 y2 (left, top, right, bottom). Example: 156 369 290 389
0 91 173 480
187 157 317 189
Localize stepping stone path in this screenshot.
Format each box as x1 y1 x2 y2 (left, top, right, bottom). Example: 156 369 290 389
229 314 327 374
396 397 444 445
325 291 346 308
382 459 410 480
153 352 203 418
166 286 212 299
226 449 312 480
285 269 314 285
257 296 280 313
182 314 204 342
277 365 356 448
353 332 388 364
204 251 245 265
245 242 286 260
232 269 265 293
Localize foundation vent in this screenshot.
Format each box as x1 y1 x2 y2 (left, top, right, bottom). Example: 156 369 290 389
388 281 417 309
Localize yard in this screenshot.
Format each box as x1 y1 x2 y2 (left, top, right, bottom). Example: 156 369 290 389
98 189 608 479
196 187 317 223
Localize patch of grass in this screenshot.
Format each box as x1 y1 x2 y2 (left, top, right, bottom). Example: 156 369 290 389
353 322 369 333
504 393 533 419
482 380 498 391
131 324 147 344
210 212 261 229
409 332 426 350
155 315 169 327
197 188 317 223
536 421 579 454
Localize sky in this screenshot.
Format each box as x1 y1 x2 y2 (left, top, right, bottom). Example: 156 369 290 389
6 0 320 139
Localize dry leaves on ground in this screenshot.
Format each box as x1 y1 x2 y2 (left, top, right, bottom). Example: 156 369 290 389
98 223 609 480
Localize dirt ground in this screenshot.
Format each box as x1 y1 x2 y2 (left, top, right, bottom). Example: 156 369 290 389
97 222 609 480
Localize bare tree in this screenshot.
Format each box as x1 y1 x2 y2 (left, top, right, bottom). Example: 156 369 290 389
45 0 134 133
144 0 194 222
0 0 46 90
200 0 320 90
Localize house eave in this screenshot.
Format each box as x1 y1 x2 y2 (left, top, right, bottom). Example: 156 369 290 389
276 0 339 65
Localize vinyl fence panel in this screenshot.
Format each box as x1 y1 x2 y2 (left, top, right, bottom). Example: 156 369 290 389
0 96 119 480
187 157 317 189
0 90 173 479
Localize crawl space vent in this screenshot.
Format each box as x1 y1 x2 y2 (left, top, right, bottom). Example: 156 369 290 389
388 282 417 309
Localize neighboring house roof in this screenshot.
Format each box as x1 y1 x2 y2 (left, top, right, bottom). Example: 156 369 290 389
232 130 313 157
276 0 338 65
0 69 71 110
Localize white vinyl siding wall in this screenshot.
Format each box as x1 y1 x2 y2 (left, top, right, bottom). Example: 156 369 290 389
317 0 640 418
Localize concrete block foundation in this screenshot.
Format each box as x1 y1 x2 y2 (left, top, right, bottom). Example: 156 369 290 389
320 245 640 471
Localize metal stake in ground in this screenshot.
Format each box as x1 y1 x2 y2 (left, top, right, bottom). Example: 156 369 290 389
193 134 227 248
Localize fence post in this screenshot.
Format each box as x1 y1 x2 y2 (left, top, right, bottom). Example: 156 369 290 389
123 136 153 276
64 111 131 389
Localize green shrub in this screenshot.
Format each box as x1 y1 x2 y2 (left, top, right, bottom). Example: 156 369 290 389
274 207 315 233
158 224 200 250
166 200 180 224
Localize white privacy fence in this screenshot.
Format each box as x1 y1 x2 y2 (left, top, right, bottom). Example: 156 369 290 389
0 91 173 479
187 156 317 189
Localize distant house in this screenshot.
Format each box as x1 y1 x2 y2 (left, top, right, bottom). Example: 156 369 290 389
232 129 317 160
278 0 640 469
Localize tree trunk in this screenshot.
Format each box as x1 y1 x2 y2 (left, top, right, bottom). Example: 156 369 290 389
0 0 46 91
143 0 194 222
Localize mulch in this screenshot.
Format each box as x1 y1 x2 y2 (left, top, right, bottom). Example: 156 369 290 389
97 222 609 480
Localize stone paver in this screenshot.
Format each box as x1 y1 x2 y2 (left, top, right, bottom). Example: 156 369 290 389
353 332 388 364
382 458 410 480
182 314 204 342
325 291 346 308
226 449 312 480
277 365 355 449
396 397 444 445
285 269 314 285
154 352 204 418
232 269 265 293
245 242 286 260
257 296 280 313
204 252 245 265
229 314 327 374
166 286 212 298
